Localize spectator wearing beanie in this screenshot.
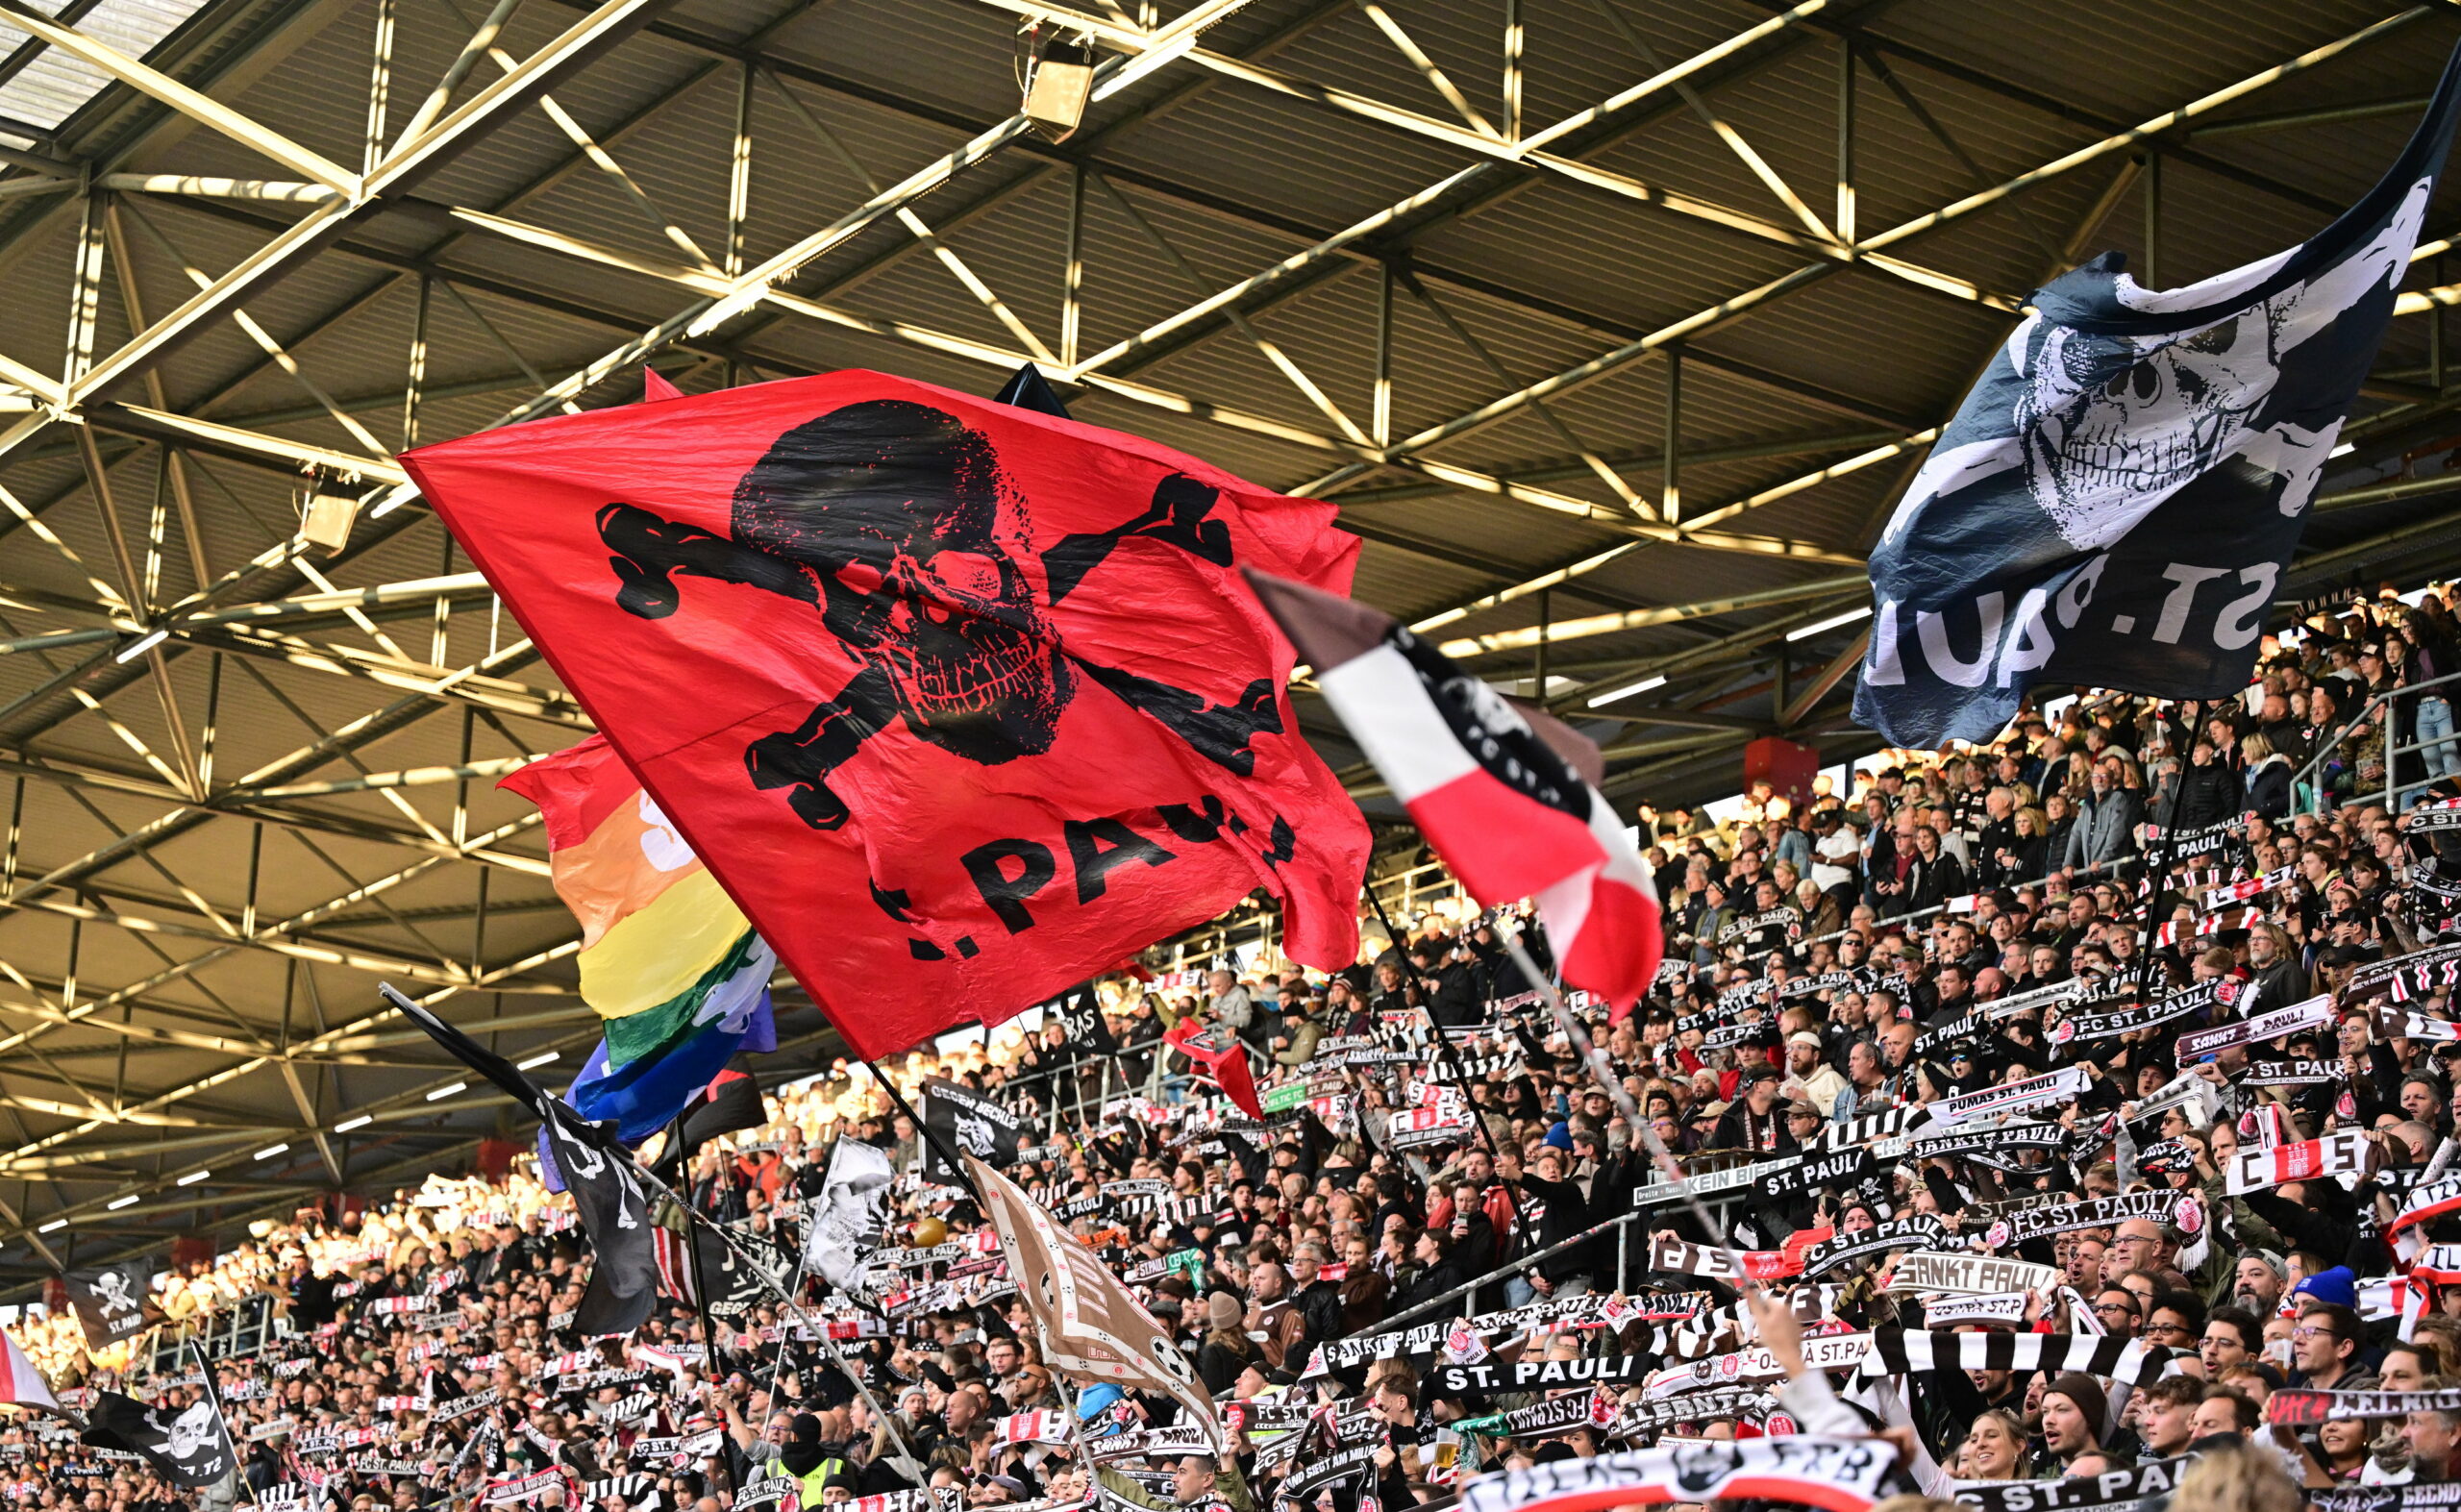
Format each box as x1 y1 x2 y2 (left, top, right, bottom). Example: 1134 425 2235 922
1197 1291 1255 1394
2038 1373 2108 1475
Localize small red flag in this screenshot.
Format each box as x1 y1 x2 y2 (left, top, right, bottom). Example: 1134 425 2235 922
405 371 1368 1060
1165 1017 1262 1120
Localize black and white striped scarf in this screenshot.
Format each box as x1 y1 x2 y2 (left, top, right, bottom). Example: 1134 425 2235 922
584 1474 656 1506
1856 1326 2181 1387
1815 1103 1927 1153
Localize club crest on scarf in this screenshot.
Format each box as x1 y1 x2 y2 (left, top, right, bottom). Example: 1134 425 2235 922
595 400 1278 831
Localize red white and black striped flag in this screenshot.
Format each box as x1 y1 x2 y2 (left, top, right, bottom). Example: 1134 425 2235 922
1245 571 1660 1012
0 1327 57 1413
1165 1018 1262 1119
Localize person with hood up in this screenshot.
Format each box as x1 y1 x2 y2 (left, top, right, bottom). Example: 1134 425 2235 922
760 1412 846 1509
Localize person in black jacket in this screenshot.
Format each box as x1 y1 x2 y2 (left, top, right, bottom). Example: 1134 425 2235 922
1503 1144 1593 1297
1395 1228 1468 1319
2242 732 2294 818
1410 940 1482 1028
1900 826 1968 915
1286 1241 1345 1348
2173 737 2243 830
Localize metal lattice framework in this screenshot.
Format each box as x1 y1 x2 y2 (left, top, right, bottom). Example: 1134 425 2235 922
3 0 2461 1290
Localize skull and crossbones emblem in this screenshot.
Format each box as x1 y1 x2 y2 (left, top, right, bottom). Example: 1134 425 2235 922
952 1111 999 1157
594 398 1280 833
90 1269 138 1316
147 1400 222 1465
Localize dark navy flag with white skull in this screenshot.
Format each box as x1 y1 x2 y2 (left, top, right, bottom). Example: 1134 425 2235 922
83 1390 236 1488
64 1260 153 1347
1857 40 2461 747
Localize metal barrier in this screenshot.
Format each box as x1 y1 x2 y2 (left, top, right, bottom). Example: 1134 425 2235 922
992 1033 1170 1140
141 1291 287 1375
1725 853 2141 970
2290 666 2461 814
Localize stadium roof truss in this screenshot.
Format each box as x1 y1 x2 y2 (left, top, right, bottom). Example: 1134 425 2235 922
0 0 2459 1289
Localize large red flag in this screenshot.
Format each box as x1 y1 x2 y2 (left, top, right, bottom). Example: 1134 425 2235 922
404 371 1367 1060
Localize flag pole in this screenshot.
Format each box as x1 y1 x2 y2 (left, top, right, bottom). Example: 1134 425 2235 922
377 981 929 1494
861 1059 984 1202
674 1136 923 1483
759 1245 809 1408
184 1335 259 1506
1496 927 1762 1299
1357 884 1506 1165
666 1112 737 1500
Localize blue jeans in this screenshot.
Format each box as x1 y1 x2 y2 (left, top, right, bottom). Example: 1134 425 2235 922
2418 696 2461 788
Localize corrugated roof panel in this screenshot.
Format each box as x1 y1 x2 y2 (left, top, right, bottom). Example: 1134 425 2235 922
0 0 214 136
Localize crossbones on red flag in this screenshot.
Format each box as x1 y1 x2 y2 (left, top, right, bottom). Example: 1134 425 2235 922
405 370 1368 1059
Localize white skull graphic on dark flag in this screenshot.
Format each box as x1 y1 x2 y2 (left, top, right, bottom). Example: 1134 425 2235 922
83 1391 235 1488
920 1077 1023 1184
65 1261 154 1347
1857 40 2461 747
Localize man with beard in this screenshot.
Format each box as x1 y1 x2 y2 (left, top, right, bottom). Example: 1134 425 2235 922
1782 1031 1848 1117
2235 1252 2287 1317
2407 1394 2461 1484
2246 925 2311 1009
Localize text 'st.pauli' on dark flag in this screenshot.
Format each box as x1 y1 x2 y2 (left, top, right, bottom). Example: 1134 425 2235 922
63 1260 152 1348
1856 39 2461 748
82 1391 236 1488
920 1076 1024 1184
400 369 1372 1061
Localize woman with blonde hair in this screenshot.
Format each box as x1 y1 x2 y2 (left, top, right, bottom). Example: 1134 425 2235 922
1956 1409 2027 1482
2169 1440 2301 1512
2243 731 2293 818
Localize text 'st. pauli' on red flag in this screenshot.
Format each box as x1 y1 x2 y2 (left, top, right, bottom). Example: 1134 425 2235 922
402 370 1370 1059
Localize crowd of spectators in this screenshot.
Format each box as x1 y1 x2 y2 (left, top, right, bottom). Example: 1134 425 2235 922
12 582 2461 1512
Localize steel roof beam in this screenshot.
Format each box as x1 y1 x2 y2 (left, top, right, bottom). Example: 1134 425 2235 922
1376 8 2435 474
532 0 1925 433
0 0 356 192
60 0 684 410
